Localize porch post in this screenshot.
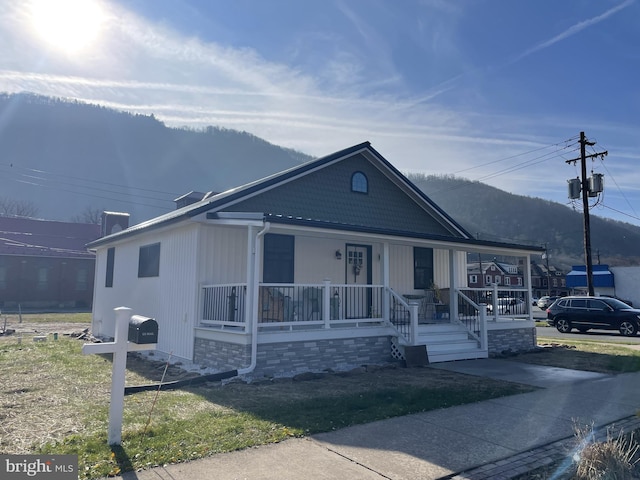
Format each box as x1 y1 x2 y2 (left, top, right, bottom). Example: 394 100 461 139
479 307 488 351
246 226 255 326
382 242 390 322
448 249 459 321
524 254 533 322
409 302 419 345
323 279 331 328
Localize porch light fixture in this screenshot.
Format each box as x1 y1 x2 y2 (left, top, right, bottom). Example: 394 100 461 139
335 249 342 260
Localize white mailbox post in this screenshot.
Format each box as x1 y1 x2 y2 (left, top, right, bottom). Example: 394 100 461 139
82 306 157 445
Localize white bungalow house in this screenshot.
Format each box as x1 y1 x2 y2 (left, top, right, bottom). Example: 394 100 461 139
87 142 543 378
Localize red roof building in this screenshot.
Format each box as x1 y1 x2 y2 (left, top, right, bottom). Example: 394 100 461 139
0 216 100 311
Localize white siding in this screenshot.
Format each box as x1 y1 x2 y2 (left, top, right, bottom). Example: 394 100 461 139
197 225 248 284
293 236 383 284
92 223 200 361
388 246 461 294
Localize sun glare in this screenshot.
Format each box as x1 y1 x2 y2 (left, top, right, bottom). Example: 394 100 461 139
30 0 105 55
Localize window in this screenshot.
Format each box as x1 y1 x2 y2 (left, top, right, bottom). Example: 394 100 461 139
351 171 368 193
138 243 160 278
105 247 115 287
570 298 587 309
37 267 48 290
517 278 523 286
263 234 294 283
76 268 88 291
469 274 477 284
495 275 501 284
413 247 433 289
486 275 492 284
505 277 511 286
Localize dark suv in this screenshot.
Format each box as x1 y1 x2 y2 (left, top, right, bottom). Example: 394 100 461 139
547 296 640 336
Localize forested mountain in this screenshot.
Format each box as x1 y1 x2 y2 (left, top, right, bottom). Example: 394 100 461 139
408 173 640 269
1 93 638 268
0 93 311 223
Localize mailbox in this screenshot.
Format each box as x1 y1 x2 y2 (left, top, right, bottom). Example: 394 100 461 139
128 315 158 344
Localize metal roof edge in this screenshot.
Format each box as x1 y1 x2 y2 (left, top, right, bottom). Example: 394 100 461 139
265 214 544 253
86 143 373 249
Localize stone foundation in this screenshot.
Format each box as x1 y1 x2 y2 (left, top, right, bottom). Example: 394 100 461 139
194 335 392 378
487 325 536 356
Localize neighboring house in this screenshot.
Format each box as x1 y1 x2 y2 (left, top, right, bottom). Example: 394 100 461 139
467 259 523 289
530 261 568 298
88 142 543 378
0 216 101 311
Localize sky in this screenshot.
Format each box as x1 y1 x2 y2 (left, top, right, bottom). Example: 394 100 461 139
1 0 639 226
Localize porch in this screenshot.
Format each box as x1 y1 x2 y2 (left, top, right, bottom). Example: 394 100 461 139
194 281 535 372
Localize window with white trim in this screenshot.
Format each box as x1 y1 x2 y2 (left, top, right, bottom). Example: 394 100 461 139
351 171 368 193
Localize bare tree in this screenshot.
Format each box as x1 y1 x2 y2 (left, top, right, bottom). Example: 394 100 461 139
0 196 39 217
71 206 102 224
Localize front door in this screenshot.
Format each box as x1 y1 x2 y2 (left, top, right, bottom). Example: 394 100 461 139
345 244 371 318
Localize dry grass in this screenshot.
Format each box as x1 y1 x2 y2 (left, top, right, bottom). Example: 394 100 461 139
0 337 109 453
518 425 640 480
573 426 640 480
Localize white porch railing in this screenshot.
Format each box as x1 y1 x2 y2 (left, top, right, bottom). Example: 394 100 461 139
201 283 248 331
458 285 532 321
199 283 507 354
199 281 386 332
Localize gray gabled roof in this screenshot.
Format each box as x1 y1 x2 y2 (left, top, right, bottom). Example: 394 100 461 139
87 142 541 254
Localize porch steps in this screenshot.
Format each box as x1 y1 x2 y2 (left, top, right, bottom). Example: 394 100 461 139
415 323 488 363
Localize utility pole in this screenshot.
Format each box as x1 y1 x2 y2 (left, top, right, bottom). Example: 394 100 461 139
477 233 484 289
565 132 607 296
543 243 550 297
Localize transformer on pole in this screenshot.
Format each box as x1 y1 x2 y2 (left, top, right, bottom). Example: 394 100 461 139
565 132 607 296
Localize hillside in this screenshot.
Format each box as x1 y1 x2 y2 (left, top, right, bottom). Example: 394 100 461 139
0 93 311 223
1 92 638 268
408 173 640 269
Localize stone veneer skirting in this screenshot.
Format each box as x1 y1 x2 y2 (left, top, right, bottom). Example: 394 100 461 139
194 336 392 378
487 325 537 356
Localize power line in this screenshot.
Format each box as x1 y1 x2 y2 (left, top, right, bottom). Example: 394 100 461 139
0 161 180 197
8 177 173 211
590 143 640 220
0 160 182 210
452 135 580 176
599 204 640 223
474 144 579 184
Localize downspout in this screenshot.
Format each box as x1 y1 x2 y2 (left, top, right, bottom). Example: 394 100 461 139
238 221 270 375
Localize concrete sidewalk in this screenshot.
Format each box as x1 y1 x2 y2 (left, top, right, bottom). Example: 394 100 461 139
104 359 640 480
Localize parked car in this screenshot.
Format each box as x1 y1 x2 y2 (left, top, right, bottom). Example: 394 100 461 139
531 296 539 306
537 296 559 309
599 295 634 307
546 296 640 336
486 297 525 314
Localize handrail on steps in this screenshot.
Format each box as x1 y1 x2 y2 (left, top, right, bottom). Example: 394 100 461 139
387 287 419 345
455 289 487 351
